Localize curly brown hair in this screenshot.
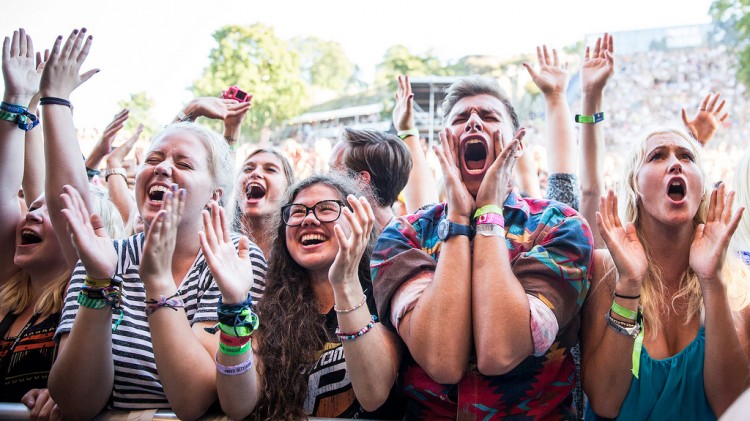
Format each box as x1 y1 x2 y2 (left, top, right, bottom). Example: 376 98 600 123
252 173 375 420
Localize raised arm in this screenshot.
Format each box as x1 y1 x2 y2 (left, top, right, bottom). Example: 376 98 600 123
330 195 401 411
579 34 615 248
396 128 474 384
393 75 438 212
582 190 646 418
0 28 39 279
39 28 99 267
199 202 259 420
139 191 220 420
105 123 142 226
524 46 576 173
472 129 535 374
690 184 750 416
681 92 728 146
22 49 48 207
221 91 251 156
85 108 129 172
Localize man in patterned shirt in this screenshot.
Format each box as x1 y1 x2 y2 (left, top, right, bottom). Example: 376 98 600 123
370 76 593 419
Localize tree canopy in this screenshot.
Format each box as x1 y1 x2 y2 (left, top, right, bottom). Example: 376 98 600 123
711 0 750 85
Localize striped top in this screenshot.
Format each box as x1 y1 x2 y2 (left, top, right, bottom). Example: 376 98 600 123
55 232 267 409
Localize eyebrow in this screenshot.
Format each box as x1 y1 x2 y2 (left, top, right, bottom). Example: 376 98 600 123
450 106 501 119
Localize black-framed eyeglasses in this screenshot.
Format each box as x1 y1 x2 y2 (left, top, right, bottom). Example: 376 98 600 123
281 200 349 227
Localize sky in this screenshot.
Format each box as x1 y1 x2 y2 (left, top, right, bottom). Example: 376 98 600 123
1 0 715 129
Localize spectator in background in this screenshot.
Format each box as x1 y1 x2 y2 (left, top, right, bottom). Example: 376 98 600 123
730 149 750 267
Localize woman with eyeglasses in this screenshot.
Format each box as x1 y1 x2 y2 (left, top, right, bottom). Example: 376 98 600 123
205 173 404 420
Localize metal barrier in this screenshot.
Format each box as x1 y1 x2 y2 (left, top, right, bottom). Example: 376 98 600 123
0 403 382 420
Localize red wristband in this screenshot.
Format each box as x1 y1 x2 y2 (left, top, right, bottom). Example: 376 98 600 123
220 331 252 347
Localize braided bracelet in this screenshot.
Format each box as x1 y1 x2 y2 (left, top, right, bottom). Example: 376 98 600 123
144 292 185 316
336 315 377 341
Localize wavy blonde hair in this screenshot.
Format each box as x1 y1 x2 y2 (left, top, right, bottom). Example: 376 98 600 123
0 269 70 319
619 126 750 338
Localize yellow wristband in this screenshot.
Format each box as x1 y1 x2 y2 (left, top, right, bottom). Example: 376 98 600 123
474 205 503 218
84 275 113 288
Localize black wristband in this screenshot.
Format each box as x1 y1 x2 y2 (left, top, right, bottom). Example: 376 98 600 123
40 97 72 108
614 291 641 300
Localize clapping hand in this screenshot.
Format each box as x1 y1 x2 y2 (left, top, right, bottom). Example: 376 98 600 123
328 195 374 287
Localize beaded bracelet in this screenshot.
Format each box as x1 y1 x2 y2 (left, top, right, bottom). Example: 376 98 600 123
336 315 377 341
334 294 367 314
144 293 185 316
215 352 254 376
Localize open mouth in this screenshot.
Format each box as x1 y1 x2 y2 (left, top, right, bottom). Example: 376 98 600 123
21 229 42 245
463 139 488 173
300 233 327 246
246 183 266 200
148 185 170 202
667 179 686 202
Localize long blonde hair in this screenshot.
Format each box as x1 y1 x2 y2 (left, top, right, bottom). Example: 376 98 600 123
0 268 71 318
620 126 750 337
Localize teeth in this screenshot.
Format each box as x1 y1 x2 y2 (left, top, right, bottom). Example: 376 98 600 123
246 182 264 192
149 185 171 194
466 139 483 146
22 229 36 236
671 181 682 186
301 234 326 243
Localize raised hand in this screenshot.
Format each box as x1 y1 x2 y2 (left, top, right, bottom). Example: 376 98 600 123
96 109 129 154
523 45 568 97
223 100 252 128
59 184 117 279
40 28 98 99
434 128 475 221
690 184 744 290
199 201 253 304
681 92 728 146
2 28 39 105
581 33 615 95
138 184 186 288
475 128 525 207
180 97 242 121
28 49 50 112
392 75 415 132
595 190 647 292
107 123 143 167
328 195 375 286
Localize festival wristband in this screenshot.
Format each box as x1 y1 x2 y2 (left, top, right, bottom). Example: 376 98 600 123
475 223 505 237
474 205 503 218
215 352 254 376
611 301 638 321
219 341 252 356
574 112 604 124
475 212 505 228
220 331 252 347
219 322 255 338
397 128 419 140
84 275 113 288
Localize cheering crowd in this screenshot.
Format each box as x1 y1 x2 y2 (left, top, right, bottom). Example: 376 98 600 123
1 27 750 421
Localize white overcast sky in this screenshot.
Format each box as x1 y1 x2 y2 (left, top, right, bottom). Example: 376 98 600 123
1 0 714 128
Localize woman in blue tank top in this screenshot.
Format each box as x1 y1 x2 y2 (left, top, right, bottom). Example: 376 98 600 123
581 126 750 420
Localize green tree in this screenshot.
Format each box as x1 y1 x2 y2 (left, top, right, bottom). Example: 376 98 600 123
117 91 158 140
193 24 308 139
711 0 748 85
375 45 454 86
291 36 354 93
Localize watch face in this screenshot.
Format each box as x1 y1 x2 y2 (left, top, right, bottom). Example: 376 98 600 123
438 219 450 241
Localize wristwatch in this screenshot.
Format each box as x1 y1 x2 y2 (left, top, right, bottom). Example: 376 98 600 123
437 219 474 241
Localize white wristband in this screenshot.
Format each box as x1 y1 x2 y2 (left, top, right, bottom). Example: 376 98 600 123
476 223 505 237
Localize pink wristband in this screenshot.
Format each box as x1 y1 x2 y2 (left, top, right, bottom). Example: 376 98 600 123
215 352 254 376
475 212 505 228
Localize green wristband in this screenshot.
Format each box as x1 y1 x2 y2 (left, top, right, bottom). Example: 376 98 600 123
219 322 254 337
77 292 108 309
219 341 251 356
611 301 638 321
474 205 503 218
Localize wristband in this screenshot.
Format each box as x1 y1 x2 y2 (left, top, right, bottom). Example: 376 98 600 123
397 128 419 140
334 294 367 314
475 223 505 237
219 340 252 356
474 205 503 218
84 275 114 288
105 167 128 182
215 352 254 376
611 301 638 321
176 110 193 122
614 291 641 300
86 166 101 179
39 97 72 108
220 331 252 347
475 212 505 228
0 104 39 132
574 112 604 124
605 311 641 338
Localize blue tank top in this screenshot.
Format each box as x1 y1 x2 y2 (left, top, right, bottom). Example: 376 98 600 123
586 325 715 420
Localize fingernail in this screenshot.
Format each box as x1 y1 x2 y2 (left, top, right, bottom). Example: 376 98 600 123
73 29 79 34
